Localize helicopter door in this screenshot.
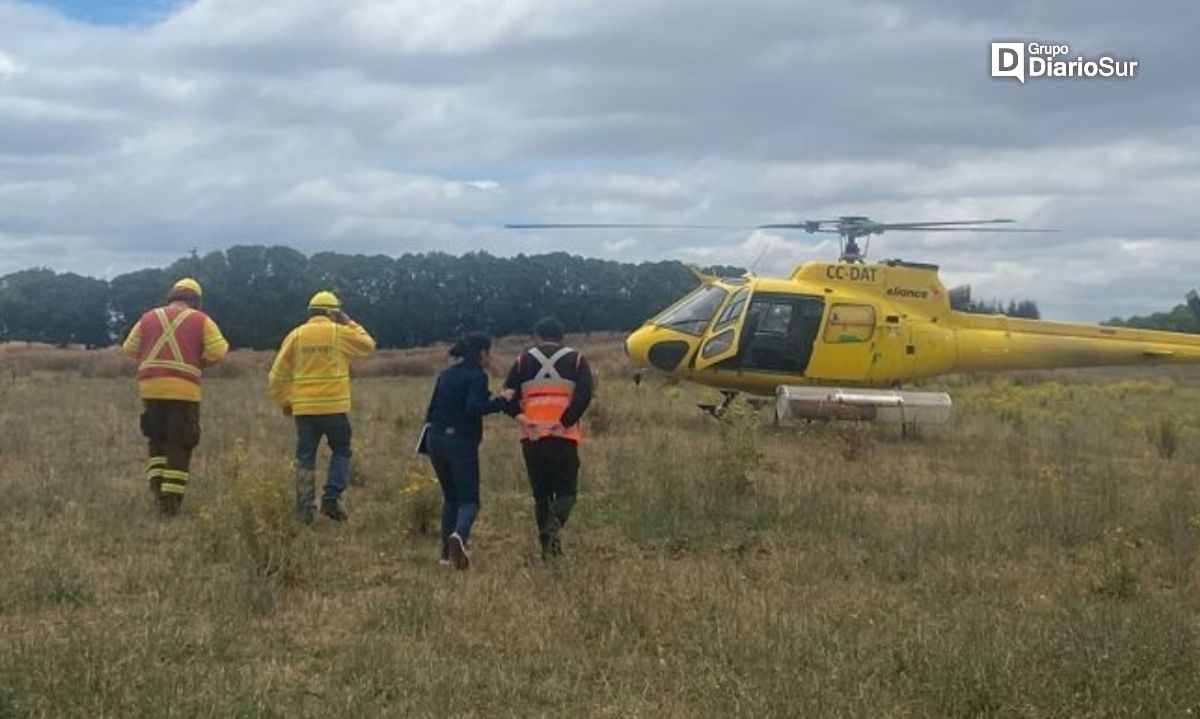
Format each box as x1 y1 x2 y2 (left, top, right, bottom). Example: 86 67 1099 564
693 286 752 370
729 294 824 373
808 302 878 381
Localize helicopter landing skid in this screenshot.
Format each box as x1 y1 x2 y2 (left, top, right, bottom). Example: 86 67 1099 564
698 390 739 418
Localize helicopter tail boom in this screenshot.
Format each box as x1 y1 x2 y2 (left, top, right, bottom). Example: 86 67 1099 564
950 312 1200 374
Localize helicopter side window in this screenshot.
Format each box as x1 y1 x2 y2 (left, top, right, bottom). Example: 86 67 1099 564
654 284 728 335
713 288 749 331
758 303 792 334
723 294 824 373
823 303 876 344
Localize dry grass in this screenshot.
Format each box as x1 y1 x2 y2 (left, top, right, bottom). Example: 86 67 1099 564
1 341 1200 717
0 332 631 383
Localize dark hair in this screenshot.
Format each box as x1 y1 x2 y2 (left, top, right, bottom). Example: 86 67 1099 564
449 332 493 364
533 316 565 342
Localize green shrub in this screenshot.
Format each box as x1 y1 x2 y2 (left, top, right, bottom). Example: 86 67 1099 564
400 468 441 536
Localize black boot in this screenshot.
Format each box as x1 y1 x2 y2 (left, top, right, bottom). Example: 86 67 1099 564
540 533 563 559
157 493 182 517
321 497 348 522
294 468 316 524
552 494 576 529
540 512 563 560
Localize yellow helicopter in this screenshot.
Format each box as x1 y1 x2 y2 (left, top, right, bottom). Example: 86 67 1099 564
509 216 1200 425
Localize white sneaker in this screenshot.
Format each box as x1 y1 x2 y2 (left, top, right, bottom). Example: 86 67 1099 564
448 532 470 570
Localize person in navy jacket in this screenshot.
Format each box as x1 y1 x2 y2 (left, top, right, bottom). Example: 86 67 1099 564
422 332 511 569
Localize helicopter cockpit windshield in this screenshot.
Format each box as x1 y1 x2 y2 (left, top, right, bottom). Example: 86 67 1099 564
653 284 727 334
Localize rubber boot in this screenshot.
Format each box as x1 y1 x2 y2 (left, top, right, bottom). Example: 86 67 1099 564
321 496 348 522
294 468 316 524
543 495 576 558
157 493 182 517
541 512 562 560
552 495 576 530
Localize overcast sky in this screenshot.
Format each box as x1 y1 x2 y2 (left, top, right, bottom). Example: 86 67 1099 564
1 0 1198 320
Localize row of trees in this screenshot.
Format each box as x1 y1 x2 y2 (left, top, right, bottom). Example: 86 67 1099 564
0 247 705 349
8 244 1120 349
957 298 1042 319
1105 291 1200 333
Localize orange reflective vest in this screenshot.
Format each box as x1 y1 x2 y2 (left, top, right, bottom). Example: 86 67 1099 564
135 306 207 385
519 346 583 442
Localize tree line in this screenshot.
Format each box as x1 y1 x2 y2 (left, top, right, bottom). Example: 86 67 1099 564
1105 291 1200 333
957 298 1042 320
0 247 720 349
2 244 1100 349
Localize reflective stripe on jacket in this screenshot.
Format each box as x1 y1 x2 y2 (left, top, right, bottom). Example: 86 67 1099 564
518 346 583 442
122 303 228 402
268 316 376 415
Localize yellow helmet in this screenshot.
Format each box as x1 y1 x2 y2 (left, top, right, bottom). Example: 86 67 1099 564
171 278 203 297
308 290 341 312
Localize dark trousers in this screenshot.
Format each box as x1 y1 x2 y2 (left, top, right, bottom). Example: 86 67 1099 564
295 413 353 501
141 400 201 497
522 438 580 542
427 432 481 544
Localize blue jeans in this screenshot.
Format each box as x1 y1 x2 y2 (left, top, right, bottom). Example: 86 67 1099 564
295 413 352 501
427 432 481 543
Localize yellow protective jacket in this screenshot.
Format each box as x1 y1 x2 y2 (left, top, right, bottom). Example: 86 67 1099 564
122 302 228 402
268 316 376 415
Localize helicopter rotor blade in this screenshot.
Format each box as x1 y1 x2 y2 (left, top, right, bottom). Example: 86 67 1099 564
870 219 1017 230
757 222 839 231
885 227 1059 233
505 223 749 230
504 219 1060 252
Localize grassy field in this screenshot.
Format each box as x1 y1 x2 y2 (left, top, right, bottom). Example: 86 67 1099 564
2 340 1200 717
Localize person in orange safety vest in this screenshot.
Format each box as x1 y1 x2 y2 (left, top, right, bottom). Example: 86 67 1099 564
122 278 228 516
503 317 594 559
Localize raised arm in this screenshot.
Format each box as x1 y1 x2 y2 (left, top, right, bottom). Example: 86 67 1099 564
338 318 376 360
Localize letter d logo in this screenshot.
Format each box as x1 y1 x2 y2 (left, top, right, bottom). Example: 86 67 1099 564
991 42 1025 83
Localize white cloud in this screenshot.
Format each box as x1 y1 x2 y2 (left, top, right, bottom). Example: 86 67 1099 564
0 0 1199 321
0 50 23 76
601 237 636 254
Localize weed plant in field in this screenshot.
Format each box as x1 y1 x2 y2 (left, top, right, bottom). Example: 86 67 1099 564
400 468 442 536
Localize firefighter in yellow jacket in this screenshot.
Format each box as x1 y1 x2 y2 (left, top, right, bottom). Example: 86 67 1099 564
122 278 229 516
268 291 376 523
